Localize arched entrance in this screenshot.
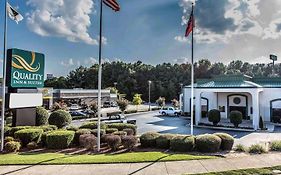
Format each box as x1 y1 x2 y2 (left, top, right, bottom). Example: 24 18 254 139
227 94 249 120
270 99 281 122
190 97 209 118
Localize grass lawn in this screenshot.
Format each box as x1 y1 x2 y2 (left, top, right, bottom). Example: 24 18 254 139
0 151 215 165
195 166 281 175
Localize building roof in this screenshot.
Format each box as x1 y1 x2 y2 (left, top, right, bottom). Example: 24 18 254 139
186 74 281 88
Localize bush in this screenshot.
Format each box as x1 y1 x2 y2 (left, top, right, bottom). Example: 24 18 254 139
214 133 234 150
229 111 243 127
80 122 106 130
14 129 43 146
170 135 195 152
48 110 72 128
155 134 175 149
101 134 111 143
234 144 247 152
121 135 137 150
272 116 281 123
106 128 118 134
117 98 129 112
46 130 75 149
36 106 49 126
27 141 38 150
4 136 14 143
140 132 160 148
66 125 79 131
208 109 221 126
10 126 31 137
41 132 50 146
259 116 264 129
123 128 134 136
3 127 11 137
248 144 266 154
38 125 58 132
196 134 222 153
79 134 97 150
270 141 281 151
106 135 121 151
74 129 91 145
113 131 127 137
90 129 106 137
107 123 137 135
4 141 21 152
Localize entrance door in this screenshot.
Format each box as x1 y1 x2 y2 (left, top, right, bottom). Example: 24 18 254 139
227 94 248 120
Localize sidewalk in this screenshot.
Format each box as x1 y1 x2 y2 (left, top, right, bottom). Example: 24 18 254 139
0 153 281 175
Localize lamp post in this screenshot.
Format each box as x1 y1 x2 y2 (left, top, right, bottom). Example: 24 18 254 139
148 80 152 111
114 82 118 100
270 54 277 76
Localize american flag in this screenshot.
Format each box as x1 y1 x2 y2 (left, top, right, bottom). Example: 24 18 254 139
103 0 120 12
185 8 194 37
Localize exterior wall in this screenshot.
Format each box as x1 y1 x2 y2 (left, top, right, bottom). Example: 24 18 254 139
259 88 281 122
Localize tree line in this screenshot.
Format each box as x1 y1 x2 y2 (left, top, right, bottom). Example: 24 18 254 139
45 60 281 102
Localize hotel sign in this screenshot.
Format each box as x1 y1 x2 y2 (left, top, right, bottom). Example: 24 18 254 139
7 48 45 88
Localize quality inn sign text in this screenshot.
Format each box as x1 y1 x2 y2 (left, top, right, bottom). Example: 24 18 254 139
7 48 45 88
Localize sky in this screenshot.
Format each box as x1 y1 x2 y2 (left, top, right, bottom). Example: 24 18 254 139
0 0 281 76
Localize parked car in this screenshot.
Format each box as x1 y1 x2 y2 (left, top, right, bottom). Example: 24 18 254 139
69 104 80 110
82 109 96 115
159 107 181 116
103 101 117 108
103 113 136 125
69 111 86 117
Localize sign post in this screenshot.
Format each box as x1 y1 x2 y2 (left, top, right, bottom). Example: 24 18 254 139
270 54 277 76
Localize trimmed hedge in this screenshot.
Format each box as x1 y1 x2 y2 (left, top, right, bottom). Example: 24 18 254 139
36 106 49 126
208 109 221 126
10 126 31 137
214 133 234 150
79 134 96 150
121 135 137 150
46 130 75 149
90 129 106 137
123 128 134 136
113 131 127 137
106 128 118 134
4 141 21 152
106 135 121 151
170 135 195 152
38 125 58 132
155 134 175 149
140 132 160 148
48 110 72 128
14 129 43 146
196 134 222 153
74 129 91 145
107 123 137 135
80 122 107 130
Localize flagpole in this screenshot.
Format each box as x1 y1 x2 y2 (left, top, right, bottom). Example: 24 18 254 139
190 3 194 136
97 0 103 152
1 0 8 152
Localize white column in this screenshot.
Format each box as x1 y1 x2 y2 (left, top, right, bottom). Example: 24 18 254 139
195 90 201 125
252 90 259 130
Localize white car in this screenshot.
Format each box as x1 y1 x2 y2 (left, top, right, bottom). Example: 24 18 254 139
70 104 80 110
159 107 181 116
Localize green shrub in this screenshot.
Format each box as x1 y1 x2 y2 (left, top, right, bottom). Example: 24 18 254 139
121 135 137 150
27 141 38 150
196 134 222 153
106 128 118 134
79 134 96 150
208 109 221 126
3 127 11 137
106 135 121 151
36 106 49 126
214 133 234 150
113 131 127 137
41 132 50 146
229 111 243 127
123 128 134 136
170 135 195 152
74 129 91 145
4 141 21 152
5 117 12 125
270 141 281 151
107 123 137 135
90 129 106 137
10 126 31 137
156 134 175 149
66 125 79 131
46 130 75 149
80 122 106 130
248 144 266 154
48 110 72 128
38 125 58 132
140 132 160 148
14 129 43 146
4 136 14 144
234 144 247 152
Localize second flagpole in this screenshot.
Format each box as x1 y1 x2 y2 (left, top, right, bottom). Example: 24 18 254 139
190 3 194 136
97 0 103 152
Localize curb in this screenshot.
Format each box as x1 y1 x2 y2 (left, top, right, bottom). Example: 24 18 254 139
193 125 256 132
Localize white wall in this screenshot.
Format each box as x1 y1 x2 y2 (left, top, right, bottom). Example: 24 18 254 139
260 88 281 121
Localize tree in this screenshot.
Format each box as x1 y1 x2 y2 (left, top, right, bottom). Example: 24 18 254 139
132 94 142 106
156 97 165 107
171 99 179 108
117 98 129 113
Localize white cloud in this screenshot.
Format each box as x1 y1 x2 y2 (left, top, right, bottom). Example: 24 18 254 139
26 0 101 45
60 58 75 67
